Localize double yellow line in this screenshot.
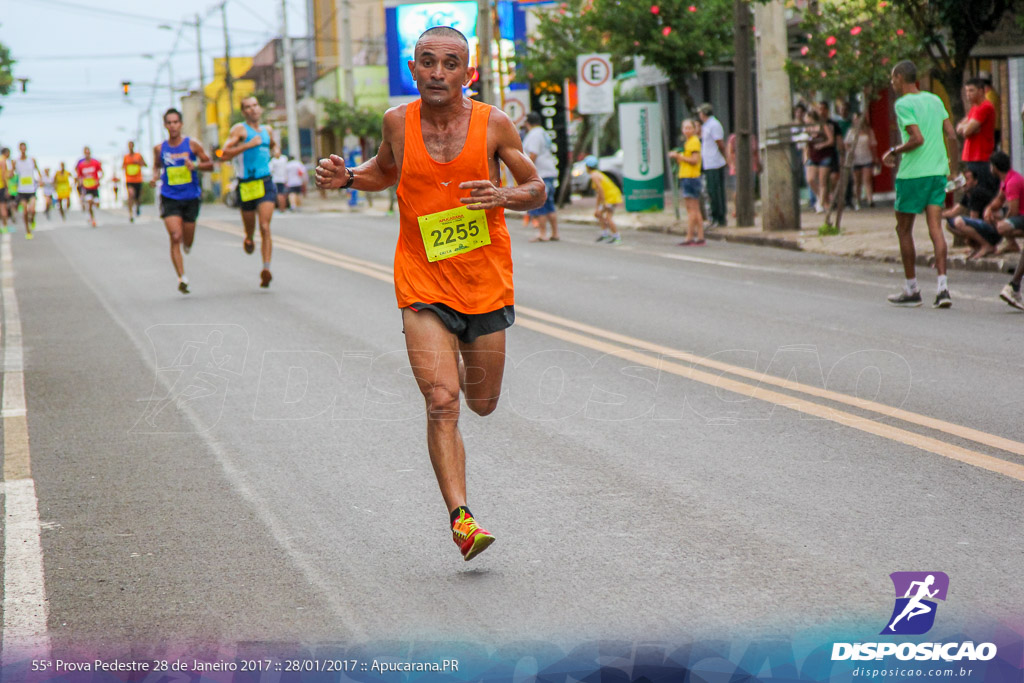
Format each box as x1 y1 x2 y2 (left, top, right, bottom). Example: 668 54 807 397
201 219 1024 482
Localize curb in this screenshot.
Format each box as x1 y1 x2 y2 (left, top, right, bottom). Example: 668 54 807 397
553 213 1016 275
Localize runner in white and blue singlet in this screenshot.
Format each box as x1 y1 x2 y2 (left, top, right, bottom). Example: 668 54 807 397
221 95 277 288
151 107 213 295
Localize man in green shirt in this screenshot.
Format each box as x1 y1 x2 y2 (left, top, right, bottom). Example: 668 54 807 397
882 60 959 308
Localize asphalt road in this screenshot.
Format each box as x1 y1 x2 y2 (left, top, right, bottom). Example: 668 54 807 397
2 203 1022 661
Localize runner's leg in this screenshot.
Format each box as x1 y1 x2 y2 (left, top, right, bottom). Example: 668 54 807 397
258 200 274 264
895 211 917 280
403 308 468 514
458 329 507 418
925 204 947 277
164 215 185 278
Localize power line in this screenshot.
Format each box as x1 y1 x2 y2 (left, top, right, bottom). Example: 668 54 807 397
15 42 268 61
32 0 273 36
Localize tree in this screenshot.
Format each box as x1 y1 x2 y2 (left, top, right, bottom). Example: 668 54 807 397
786 0 919 102
590 0 734 109
785 0 919 230
319 99 384 154
892 0 1020 120
0 37 15 114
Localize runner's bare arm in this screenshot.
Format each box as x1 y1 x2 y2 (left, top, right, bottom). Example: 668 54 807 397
942 118 959 178
268 126 278 155
316 109 399 191
150 144 163 186
220 123 259 160
459 108 544 211
189 139 215 172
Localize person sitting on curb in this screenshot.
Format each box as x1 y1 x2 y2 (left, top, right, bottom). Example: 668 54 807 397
985 151 1024 255
586 155 623 245
945 166 1001 259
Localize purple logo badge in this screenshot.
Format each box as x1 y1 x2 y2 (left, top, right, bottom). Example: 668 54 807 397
881 572 949 635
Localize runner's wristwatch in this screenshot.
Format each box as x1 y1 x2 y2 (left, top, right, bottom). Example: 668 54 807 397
343 168 355 188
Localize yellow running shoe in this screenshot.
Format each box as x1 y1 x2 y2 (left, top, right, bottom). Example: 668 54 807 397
451 509 495 561
25 233 33 240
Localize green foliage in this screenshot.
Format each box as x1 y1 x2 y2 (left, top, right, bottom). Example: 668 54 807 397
591 0 735 104
786 0 920 101
320 99 384 141
888 0 1020 118
0 36 15 113
518 0 733 108
818 221 841 236
515 0 629 90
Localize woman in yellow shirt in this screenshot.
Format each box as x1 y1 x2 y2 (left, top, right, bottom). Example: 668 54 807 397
586 155 624 244
669 119 704 245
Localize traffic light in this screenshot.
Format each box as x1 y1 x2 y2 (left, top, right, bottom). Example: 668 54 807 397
121 81 131 96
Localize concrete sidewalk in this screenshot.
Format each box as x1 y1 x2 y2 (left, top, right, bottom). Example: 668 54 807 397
303 189 1020 275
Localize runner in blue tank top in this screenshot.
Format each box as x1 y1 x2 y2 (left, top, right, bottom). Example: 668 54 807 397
151 107 213 295
221 96 278 288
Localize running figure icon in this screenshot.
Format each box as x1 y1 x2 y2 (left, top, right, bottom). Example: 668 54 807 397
881 571 949 635
888 574 938 631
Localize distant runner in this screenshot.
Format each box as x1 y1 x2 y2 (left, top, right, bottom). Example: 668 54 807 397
0 147 10 232
13 142 40 239
54 163 72 220
220 95 277 288
40 167 55 220
152 108 213 294
123 141 147 222
75 146 103 227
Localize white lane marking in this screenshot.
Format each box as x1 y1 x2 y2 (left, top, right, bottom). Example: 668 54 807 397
1 233 53 665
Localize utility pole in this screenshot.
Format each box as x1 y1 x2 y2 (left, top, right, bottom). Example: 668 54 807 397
335 0 355 105
733 0 754 226
195 13 207 142
477 0 492 104
753 0 798 231
281 0 301 159
168 60 175 107
221 1 234 115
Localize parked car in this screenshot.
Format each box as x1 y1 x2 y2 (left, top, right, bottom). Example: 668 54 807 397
569 150 624 195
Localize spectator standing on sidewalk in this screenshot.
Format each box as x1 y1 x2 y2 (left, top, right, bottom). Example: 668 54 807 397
956 78 998 193
978 70 1002 148
522 112 560 242
883 60 958 309
804 110 833 213
847 113 880 209
697 103 727 228
669 119 704 246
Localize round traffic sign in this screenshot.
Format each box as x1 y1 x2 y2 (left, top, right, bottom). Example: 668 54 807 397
580 57 611 87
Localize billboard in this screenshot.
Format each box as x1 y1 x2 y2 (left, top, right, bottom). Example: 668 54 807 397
385 0 528 100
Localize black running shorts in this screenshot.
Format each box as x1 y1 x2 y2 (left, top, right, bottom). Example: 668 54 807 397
406 302 515 344
160 195 200 222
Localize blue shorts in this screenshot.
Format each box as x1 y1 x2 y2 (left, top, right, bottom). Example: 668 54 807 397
237 176 277 211
952 217 1001 245
679 177 703 199
528 177 557 217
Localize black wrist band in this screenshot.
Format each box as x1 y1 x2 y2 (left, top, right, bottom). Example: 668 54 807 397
342 168 355 189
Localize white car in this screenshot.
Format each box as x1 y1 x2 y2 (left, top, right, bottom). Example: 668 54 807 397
570 150 624 195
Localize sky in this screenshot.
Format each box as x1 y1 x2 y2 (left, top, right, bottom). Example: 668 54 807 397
0 0 307 172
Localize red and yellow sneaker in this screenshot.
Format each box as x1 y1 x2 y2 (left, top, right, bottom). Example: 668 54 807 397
451 509 495 561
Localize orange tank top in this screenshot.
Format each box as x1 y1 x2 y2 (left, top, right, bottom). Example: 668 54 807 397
394 99 513 314
123 153 144 183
